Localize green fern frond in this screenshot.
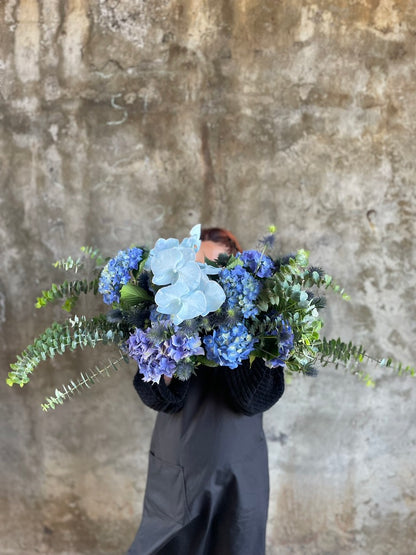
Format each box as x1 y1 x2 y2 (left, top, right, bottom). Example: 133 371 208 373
35 278 100 311
7 315 126 388
40 355 129 411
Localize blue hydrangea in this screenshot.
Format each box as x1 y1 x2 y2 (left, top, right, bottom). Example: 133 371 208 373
203 322 256 369
237 250 275 278
127 326 204 383
219 265 261 318
265 320 294 369
99 247 143 304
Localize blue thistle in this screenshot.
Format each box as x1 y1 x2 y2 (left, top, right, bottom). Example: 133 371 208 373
258 233 276 250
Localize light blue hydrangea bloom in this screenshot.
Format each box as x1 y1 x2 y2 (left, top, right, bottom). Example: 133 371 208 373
147 225 226 324
145 224 201 283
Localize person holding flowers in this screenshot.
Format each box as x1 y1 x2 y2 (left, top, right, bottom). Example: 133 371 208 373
127 227 286 555
10 222 412 552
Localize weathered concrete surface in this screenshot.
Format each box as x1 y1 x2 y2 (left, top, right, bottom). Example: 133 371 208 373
1 0 416 553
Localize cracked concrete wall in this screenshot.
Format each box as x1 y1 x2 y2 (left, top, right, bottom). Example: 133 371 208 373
1 1 416 553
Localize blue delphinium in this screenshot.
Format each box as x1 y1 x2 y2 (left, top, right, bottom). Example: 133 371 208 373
203 323 256 369
219 265 261 318
99 247 143 304
238 250 274 278
265 320 294 369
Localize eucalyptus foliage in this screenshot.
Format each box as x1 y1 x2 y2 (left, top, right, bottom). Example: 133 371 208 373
40 355 129 412
8 314 127 388
35 246 107 312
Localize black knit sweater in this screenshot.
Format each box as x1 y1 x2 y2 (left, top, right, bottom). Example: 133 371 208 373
133 358 285 416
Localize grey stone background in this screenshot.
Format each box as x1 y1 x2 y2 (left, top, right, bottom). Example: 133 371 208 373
1 0 416 553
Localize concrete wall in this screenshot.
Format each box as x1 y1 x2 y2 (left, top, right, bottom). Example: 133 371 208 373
1 1 416 553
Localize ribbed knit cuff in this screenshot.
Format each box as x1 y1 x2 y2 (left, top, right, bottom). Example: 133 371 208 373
227 357 269 403
157 375 190 402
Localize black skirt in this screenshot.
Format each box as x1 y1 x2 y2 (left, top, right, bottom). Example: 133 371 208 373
127 366 270 555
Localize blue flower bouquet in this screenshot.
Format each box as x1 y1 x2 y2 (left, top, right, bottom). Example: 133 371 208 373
8 225 414 411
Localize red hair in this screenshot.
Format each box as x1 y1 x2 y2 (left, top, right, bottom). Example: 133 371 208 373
200 227 242 255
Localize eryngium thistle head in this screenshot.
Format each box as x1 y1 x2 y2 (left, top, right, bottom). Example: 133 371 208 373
259 233 276 250
137 271 152 292
106 309 124 323
178 318 201 336
126 307 150 329
310 296 327 309
305 366 319 377
206 307 243 329
216 253 232 267
308 266 324 278
274 253 297 269
174 362 194 381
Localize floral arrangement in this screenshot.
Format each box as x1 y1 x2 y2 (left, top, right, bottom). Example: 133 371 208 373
8 225 414 411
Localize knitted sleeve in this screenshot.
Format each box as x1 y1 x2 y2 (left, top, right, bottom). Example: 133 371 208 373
224 358 285 416
133 369 190 414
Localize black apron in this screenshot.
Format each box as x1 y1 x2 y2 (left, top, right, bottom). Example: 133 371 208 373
127 366 269 555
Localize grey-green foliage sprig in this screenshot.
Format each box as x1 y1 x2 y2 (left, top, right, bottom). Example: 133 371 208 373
7 315 126 387
41 354 129 412
316 337 415 386
35 246 107 312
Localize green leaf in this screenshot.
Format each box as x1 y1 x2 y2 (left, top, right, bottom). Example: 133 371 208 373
257 300 269 312
324 274 333 286
226 256 244 269
295 249 310 267
120 283 153 306
196 356 218 367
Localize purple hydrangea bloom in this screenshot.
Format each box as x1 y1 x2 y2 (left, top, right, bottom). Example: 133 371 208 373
127 326 204 383
238 250 274 278
166 332 204 362
203 322 256 369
